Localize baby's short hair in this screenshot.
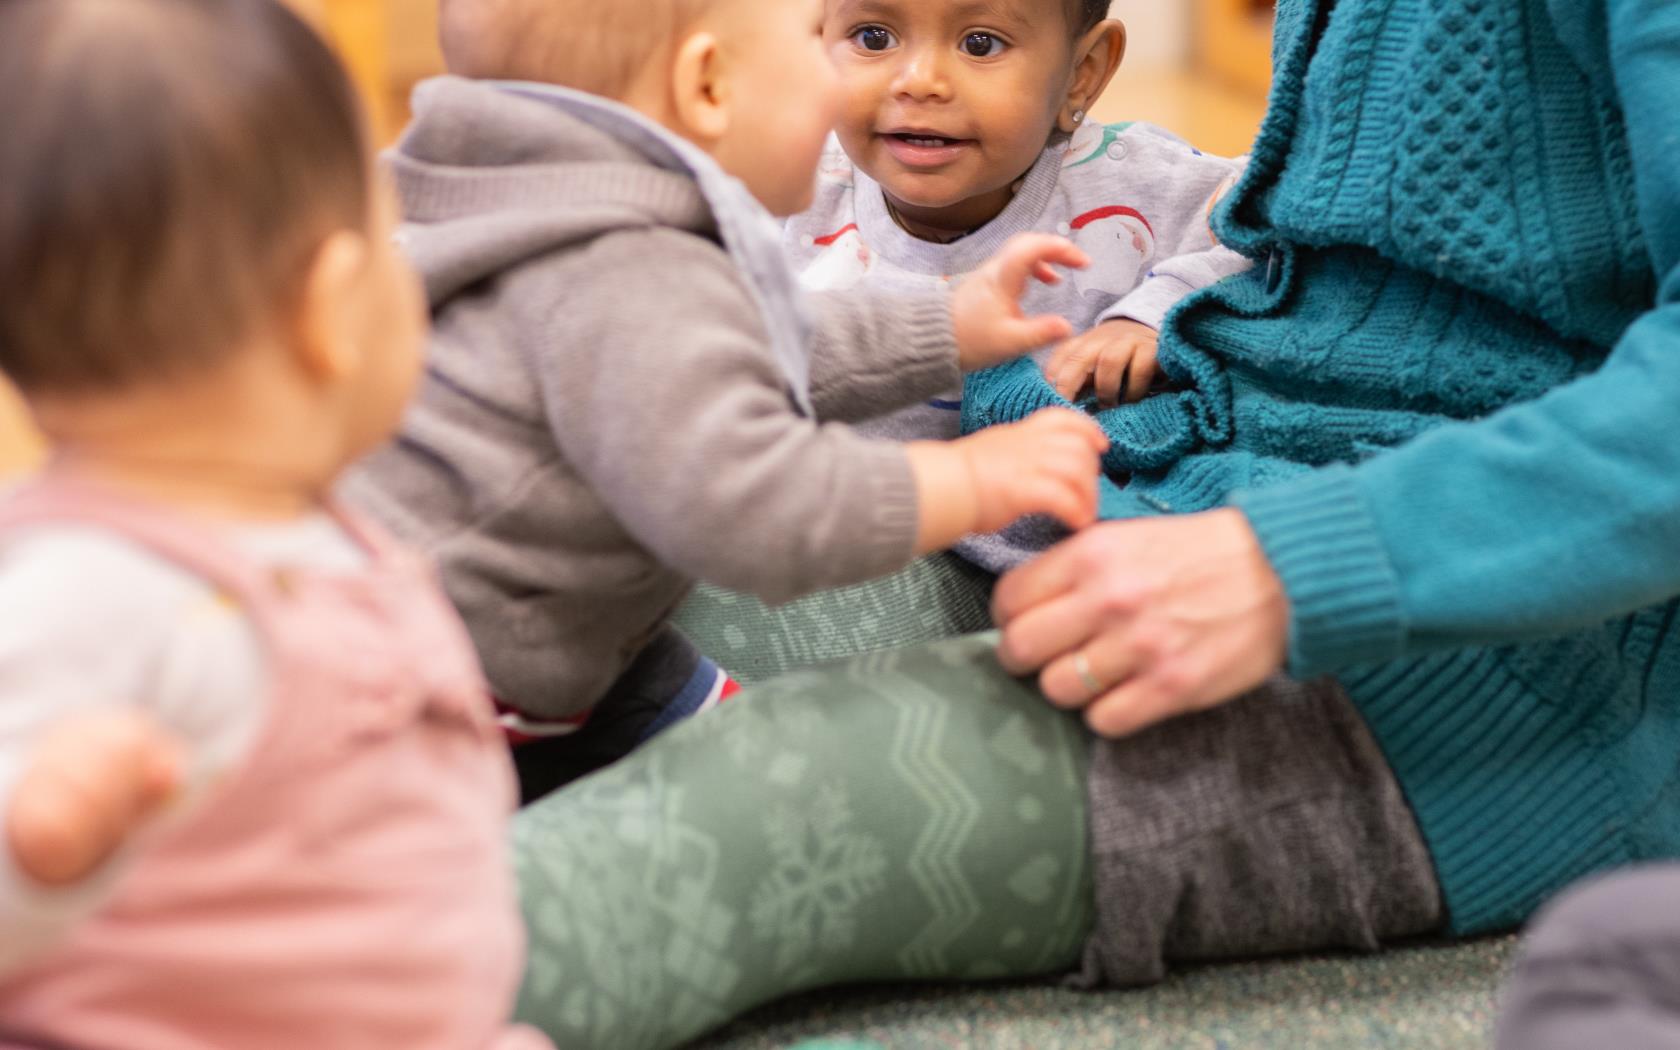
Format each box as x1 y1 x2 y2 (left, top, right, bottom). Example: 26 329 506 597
0 0 370 396
441 0 712 100
1073 0 1110 34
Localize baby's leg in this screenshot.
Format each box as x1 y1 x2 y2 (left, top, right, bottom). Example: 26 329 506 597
511 634 1094 1050
1496 865 1680 1050
513 627 733 802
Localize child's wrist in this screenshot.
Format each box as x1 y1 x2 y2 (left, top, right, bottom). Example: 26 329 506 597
905 442 982 554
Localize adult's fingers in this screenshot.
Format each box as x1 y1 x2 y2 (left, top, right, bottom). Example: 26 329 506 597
991 536 1089 628
995 587 1105 675
1083 673 1192 738
1039 634 1145 709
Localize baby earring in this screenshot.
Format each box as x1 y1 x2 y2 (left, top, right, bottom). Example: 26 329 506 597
1072 109 1086 124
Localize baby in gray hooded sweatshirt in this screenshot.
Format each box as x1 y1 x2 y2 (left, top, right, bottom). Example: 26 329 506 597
343 0 1107 786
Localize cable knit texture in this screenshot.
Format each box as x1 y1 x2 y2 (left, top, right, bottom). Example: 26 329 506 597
964 0 1680 935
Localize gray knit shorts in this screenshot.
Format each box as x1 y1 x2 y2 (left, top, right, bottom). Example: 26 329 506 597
1072 675 1445 987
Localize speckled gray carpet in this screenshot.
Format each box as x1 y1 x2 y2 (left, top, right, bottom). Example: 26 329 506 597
691 937 1516 1049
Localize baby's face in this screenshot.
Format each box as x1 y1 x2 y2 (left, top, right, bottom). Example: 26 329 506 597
824 0 1076 218
714 0 841 215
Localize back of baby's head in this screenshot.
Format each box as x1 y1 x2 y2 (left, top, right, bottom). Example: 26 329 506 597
0 0 370 397
440 0 713 99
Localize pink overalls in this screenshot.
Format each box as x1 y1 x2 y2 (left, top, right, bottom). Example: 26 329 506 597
0 480 551 1050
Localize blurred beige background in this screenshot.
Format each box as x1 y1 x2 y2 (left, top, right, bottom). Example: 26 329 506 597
0 0 1272 476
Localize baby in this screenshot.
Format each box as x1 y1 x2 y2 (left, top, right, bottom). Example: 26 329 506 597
787 0 1253 567
0 0 545 1046
344 0 1107 784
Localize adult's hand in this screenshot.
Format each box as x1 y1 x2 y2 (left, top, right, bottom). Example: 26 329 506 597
992 508 1291 737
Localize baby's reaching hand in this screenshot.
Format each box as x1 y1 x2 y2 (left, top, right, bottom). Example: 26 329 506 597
952 234 1090 372
1045 319 1161 406
7 712 180 886
907 408 1108 554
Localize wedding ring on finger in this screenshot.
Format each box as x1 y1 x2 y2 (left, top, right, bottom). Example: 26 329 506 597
1073 650 1104 699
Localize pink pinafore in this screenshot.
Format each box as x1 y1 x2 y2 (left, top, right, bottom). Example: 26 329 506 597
0 479 551 1050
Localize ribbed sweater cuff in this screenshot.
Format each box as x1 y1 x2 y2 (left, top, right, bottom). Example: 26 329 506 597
1233 466 1407 676
807 291 959 421
851 443 923 581
896 290 961 386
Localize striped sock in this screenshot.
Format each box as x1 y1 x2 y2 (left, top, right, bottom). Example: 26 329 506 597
637 658 738 743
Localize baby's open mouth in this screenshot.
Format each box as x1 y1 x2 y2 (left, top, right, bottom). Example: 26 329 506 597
879 131 975 168
890 133 962 148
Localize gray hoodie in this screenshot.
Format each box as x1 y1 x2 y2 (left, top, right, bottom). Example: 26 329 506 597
343 77 959 720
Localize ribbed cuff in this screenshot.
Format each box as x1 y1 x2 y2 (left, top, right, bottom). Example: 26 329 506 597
857 443 923 578
895 289 961 386
806 290 959 421
1233 465 1407 677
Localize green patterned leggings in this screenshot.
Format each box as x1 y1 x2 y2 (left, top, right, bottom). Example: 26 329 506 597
511 633 1095 1050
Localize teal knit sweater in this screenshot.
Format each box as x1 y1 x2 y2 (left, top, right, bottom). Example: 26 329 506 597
965 0 1680 933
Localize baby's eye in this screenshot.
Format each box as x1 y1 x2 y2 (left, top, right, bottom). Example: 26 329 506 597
962 32 1006 57
852 25 897 51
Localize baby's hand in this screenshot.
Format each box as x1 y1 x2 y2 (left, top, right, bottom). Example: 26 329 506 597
1045 319 1161 406
7 712 180 886
957 408 1109 533
952 234 1090 372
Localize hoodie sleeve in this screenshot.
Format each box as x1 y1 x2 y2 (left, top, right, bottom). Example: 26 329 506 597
527 227 922 604
802 288 961 423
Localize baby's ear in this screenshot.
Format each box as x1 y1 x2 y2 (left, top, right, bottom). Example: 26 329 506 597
291 230 370 385
1064 19 1127 131
670 30 732 145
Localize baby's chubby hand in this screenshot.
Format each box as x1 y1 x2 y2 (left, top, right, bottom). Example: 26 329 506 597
7 711 181 887
953 408 1109 533
1045 318 1161 406
951 234 1089 372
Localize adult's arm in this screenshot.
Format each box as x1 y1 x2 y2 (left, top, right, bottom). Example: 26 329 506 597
1236 0 1680 675
995 0 1680 736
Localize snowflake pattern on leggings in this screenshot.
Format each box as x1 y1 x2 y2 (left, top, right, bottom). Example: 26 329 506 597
748 782 888 983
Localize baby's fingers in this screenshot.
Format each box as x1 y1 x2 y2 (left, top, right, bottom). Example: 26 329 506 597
995 234 1089 294
1041 463 1101 528
1000 314 1074 355
11 714 181 884
1048 341 1100 401
1123 355 1159 404
1093 348 1135 407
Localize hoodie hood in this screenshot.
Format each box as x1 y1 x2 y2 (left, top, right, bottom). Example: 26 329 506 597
389 76 814 414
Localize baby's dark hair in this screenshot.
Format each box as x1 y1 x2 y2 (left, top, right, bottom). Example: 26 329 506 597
1073 0 1110 34
0 0 370 396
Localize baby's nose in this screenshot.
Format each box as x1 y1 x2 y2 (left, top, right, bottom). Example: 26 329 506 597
891 48 954 102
